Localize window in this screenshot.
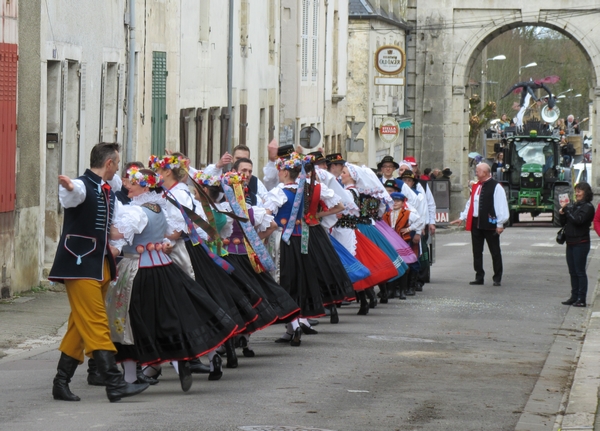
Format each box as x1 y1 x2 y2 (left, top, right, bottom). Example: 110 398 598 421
199 0 210 42
100 62 119 143
311 0 319 81
301 0 309 81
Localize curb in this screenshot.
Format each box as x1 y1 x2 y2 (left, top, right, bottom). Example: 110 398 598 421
515 243 600 431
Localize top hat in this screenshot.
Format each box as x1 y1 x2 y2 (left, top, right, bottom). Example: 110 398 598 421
325 153 346 165
277 144 295 158
404 156 418 166
377 155 399 170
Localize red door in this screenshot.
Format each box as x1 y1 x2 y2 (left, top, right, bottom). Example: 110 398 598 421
0 43 17 212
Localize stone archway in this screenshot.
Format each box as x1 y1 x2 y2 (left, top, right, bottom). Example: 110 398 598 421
407 3 600 213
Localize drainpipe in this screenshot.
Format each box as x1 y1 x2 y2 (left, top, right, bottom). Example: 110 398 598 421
227 0 234 154
126 0 136 161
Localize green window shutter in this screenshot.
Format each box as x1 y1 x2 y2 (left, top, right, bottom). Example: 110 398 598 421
151 51 167 156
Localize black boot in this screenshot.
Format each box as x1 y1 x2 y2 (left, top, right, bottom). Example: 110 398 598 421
87 358 105 386
366 287 378 308
357 291 369 315
92 350 149 402
208 354 223 381
189 358 210 374
178 361 193 392
52 353 81 401
397 274 409 298
224 339 238 368
329 304 339 324
561 296 577 305
379 283 388 304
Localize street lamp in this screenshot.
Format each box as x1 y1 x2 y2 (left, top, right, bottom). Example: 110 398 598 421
518 62 537 78
481 54 506 107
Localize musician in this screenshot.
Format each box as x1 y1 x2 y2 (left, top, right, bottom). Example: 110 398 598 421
566 115 580 134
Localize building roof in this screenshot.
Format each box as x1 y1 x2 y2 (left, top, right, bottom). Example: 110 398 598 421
349 0 411 30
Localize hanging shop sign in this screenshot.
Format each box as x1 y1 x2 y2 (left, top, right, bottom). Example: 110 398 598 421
374 45 406 76
378 117 400 144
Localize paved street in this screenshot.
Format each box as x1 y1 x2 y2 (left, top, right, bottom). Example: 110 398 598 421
0 225 595 431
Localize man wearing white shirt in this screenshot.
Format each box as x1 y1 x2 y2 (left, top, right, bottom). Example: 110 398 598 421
451 163 509 286
203 144 274 203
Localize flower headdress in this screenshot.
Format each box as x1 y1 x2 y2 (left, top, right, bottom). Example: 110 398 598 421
193 171 222 187
148 154 190 171
276 152 312 171
221 171 248 186
126 167 164 189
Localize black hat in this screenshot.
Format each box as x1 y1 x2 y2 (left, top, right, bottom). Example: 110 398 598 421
277 145 295 158
308 151 327 164
442 167 452 176
377 155 399 170
400 169 415 179
325 153 346 165
383 179 400 191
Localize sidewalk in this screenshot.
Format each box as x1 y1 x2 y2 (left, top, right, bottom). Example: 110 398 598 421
0 289 69 360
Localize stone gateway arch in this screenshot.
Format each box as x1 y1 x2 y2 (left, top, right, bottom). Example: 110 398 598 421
406 2 600 213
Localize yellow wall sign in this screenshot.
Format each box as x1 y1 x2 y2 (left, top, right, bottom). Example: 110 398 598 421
374 45 406 76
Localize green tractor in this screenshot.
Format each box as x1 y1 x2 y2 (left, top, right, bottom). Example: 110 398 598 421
496 131 572 226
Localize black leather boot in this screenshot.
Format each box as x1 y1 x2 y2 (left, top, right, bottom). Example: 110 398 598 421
379 283 388 304
224 339 238 368
397 274 409 298
92 350 149 402
561 296 577 305
52 353 81 401
357 291 369 315
87 358 105 386
366 287 378 308
208 354 223 381
329 304 339 324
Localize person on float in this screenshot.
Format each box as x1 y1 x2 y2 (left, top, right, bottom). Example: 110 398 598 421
150 154 259 374
339 163 408 315
263 152 352 344
106 167 238 393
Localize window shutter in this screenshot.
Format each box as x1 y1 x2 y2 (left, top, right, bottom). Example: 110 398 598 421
301 0 310 81
312 0 319 81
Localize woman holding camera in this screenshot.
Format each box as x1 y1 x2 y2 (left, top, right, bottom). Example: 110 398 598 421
560 182 595 307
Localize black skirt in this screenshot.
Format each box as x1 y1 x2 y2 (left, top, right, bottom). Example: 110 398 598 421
225 253 300 327
279 236 326 318
307 225 355 305
184 241 259 333
115 264 237 366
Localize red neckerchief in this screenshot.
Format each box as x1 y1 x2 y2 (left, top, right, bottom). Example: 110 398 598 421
466 182 482 232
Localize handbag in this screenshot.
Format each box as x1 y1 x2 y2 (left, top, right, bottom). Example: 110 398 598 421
556 227 566 245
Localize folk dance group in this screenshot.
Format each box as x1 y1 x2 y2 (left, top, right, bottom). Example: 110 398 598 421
50 143 434 402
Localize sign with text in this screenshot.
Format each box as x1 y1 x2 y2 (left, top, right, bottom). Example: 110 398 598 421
374 45 406 76
378 117 400 144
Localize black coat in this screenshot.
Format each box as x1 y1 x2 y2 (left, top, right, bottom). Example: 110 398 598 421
559 200 595 244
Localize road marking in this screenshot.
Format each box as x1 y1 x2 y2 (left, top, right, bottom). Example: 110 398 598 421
444 243 469 246
347 390 369 393
531 243 556 247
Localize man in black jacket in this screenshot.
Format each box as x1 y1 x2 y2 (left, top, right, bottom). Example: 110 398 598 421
450 163 509 286
48 143 148 403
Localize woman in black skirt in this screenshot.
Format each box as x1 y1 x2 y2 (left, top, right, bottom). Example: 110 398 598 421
106 167 238 393
262 152 353 346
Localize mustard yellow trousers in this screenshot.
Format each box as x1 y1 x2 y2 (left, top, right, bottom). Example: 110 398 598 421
59 258 116 363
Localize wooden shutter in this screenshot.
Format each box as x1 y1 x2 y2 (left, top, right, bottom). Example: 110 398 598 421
0 43 17 212
195 108 204 168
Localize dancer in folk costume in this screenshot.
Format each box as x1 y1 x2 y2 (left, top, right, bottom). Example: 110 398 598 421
339 163 408 315
149 154 258 374
262 152 353 345
49 143 149 403
211 170 301 355
106 168 238 393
